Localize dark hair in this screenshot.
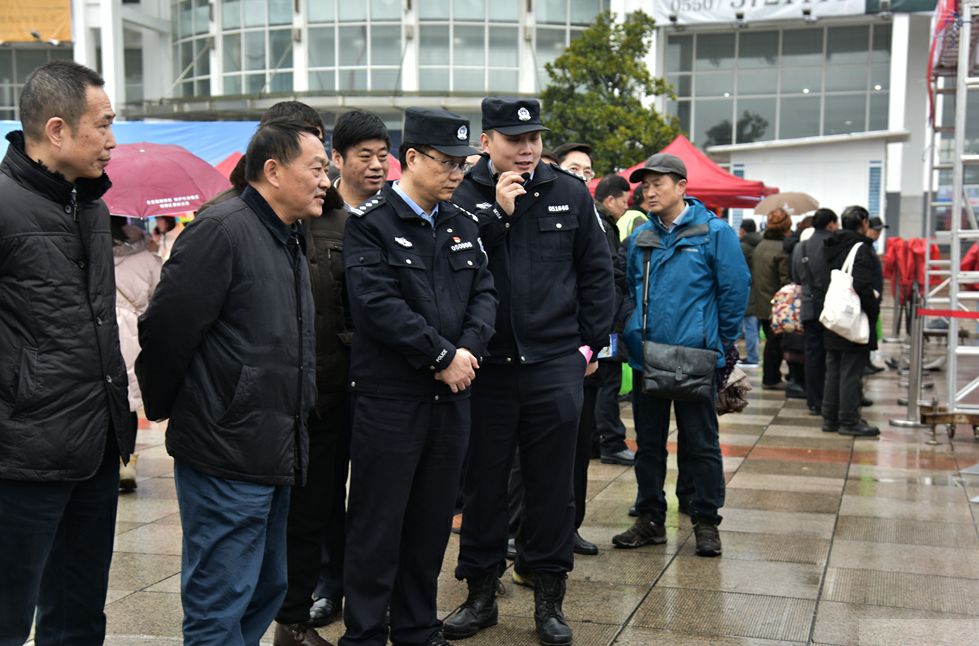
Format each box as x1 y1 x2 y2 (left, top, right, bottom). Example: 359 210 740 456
244 117 322 183
397 142 432 167
813 208 838 230
631 184 645 208
797 215 814 232
594 174 630 203
841 205 870 231
740 219 757 233
20 60 105 142
260 101 324 138
111 216 127 242
332 110 390 158
555 143 591 164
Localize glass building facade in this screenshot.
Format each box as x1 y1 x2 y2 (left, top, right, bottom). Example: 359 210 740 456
0 46 74 121
169 0 607 99
666 23 892 148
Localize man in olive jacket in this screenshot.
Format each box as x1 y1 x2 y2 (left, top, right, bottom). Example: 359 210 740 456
137 119 322 644
0 61 133 645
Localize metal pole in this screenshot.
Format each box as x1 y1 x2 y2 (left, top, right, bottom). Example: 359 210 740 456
891 291 929 429
947 2 972 413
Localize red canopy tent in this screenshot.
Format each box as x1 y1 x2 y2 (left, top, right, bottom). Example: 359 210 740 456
588 135 776 209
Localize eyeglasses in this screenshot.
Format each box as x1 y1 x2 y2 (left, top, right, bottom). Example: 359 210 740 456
415 149 473 174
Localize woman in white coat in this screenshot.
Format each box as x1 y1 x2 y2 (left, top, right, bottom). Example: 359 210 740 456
112 218 162 490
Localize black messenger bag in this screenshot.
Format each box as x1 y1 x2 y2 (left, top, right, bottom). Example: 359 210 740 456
636 229 717 402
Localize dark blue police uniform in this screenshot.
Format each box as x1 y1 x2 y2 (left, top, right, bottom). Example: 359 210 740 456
340 108 497 646
451 102 614 584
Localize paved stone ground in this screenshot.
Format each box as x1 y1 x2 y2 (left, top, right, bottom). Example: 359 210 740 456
29 317 979 646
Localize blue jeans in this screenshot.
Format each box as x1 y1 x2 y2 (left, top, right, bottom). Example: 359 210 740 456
742 315 760 364
174 461 290 646
0 432 119 646
631 371 725 526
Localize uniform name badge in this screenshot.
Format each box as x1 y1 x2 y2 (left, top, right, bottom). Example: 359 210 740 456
597 333 618 360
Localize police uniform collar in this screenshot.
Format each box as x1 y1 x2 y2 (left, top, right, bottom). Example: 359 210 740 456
469 155 556 189
381 183 460 223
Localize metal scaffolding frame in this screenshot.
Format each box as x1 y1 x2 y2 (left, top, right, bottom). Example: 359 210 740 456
919 0 979 442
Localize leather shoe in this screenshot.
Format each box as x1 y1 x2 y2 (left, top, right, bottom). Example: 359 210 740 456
600 449 635 466
784 382 806 400
628 504 638 517
425 631 452 646
839 419 880 437
573 531 598 555
308 597 341 628
861 397 873 407
274 622 333 646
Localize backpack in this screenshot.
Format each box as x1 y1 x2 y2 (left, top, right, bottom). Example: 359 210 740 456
770 283 803 334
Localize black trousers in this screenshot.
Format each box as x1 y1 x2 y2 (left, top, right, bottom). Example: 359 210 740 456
822 349 866 426
277 400 349 625
456 352 584 580
632 374 724 526
760 319 784 386
803 320 826 411
341 395 468 646
573 375 599 529
0 431 119 645
594 361 628 454
313 433 350 605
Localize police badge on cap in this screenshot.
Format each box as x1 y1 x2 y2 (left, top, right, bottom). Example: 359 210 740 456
481 97 550 135
402 107 479 157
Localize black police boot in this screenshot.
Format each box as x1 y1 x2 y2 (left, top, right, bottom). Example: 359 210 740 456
442 574 498 639
533 573 572 646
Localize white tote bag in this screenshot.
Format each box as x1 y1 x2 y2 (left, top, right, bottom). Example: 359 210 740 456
819 242 870 344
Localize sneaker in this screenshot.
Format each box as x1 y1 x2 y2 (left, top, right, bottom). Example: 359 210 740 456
600 448 635 466
693 522 722 557
612 515 667 548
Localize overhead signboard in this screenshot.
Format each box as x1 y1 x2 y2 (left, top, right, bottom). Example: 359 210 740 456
0 0 72 43
651 0 867 26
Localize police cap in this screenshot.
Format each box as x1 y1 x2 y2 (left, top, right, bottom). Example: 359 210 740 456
403 107 479 157
481 97 550 136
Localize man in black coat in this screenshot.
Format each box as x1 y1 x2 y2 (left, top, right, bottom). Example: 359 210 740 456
444 97 613 646
820 206 882 437
0 61 133 645
137 119 321 644
339 108 497 646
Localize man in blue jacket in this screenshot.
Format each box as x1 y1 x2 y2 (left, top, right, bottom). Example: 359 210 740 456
615 154 749 557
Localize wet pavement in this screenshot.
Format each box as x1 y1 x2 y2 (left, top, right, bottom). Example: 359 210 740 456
36 321 979 645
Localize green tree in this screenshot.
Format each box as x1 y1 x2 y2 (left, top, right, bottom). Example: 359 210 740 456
540 10 680 176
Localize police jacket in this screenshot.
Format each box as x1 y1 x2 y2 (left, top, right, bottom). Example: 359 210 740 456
453 157 614 364
623 198 750 372
343 184 497 402
137 187 316 485
0 131 133 481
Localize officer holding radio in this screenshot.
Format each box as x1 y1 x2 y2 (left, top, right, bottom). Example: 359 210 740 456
445 97 613 646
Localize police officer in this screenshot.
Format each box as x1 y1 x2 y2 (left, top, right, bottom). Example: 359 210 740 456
445 97 614 646
340 107 497 646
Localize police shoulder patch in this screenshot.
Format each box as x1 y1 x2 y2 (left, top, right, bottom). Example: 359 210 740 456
351 195 386 218
448 201 480 223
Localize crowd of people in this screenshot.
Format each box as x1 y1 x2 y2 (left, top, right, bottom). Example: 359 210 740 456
0 59 883 646
739 207 886 437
